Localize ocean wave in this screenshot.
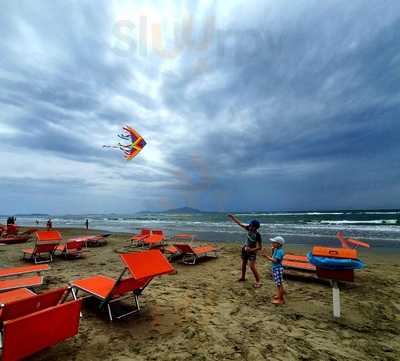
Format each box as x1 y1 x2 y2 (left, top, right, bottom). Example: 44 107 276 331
237 212 345 216
319 219 398 225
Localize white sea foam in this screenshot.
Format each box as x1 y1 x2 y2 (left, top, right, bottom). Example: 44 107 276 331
320 219 398 225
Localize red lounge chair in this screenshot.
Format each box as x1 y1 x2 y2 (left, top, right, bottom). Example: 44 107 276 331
0 235 31 245
0 277 43 292
0 287 81 361
0 264 49 278
70 233 111 247
0 226 36 244
0 288 36 305
131 229 152 246
164 245 180 261
56 240 85 258
131 229 166 248
22 231 62 264
70 249 175 321
142 230 166 249
173 244 218 265
0 265 49 292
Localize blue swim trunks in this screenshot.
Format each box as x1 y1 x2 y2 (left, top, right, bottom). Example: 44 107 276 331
272 266 284 286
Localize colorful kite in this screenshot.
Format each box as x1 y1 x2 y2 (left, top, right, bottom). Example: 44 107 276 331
103 125 146 160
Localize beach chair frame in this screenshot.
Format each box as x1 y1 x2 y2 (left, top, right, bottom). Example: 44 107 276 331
22 231 62 264
70 270 152 321
23 243 58 264
56 240 85 258
174 244 218 265
131 229 166 248
130 228 151 247
70 250 174 321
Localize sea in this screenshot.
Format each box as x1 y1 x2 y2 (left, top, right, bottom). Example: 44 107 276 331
5 210 400 249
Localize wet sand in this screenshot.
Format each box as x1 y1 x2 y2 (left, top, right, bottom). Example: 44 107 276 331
1 228 399 361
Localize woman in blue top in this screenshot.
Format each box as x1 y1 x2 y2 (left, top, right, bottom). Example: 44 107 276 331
266 236 286 305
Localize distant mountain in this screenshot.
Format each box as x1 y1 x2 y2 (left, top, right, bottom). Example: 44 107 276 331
162 207 203 214
15 213 50 217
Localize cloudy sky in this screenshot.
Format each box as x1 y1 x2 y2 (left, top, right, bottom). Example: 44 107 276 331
1 0 399 214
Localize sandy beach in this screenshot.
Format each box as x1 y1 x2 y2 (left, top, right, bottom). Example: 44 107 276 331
1 228 399 361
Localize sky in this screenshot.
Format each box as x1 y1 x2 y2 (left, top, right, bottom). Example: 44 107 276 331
1 0 400 214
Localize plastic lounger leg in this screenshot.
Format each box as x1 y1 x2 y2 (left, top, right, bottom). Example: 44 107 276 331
107 303 113 321
71 288 82 318
134 294 140 311
332 281 341 318
106 293 141 321
183 254 195 265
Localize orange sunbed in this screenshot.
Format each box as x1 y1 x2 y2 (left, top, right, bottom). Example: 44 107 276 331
173 244 218 265
0 287 81 361
131 229 151 245
0 264 50 292
284 254 309 262
0 235 31 245
131 229 166 248
0 264 49 278
70 233 111 247
0 288 36 305
56 240 85 258
0 276 43 292
142 232 165 248
282 260 316 272
312 246 358 260
70 249 175 321
23 231 62 264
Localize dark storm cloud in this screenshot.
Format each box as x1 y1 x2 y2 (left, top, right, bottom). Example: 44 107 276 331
161 6 400 165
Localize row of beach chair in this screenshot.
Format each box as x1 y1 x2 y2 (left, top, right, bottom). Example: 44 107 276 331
130 229 218 264
0 249 175 360
22 231 110 264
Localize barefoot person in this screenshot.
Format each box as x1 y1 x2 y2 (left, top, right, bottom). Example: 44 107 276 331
266 236 286 305
228 214 262 288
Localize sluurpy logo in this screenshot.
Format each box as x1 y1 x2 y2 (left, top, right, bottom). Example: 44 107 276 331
110 12 278 76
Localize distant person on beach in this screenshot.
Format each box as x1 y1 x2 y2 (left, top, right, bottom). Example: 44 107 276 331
266 236 286 305
7 216 15 225
85 219 89 230
47 218 52 230
228 214 262 288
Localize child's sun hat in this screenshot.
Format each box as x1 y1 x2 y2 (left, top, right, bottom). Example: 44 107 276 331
270 236 285 245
